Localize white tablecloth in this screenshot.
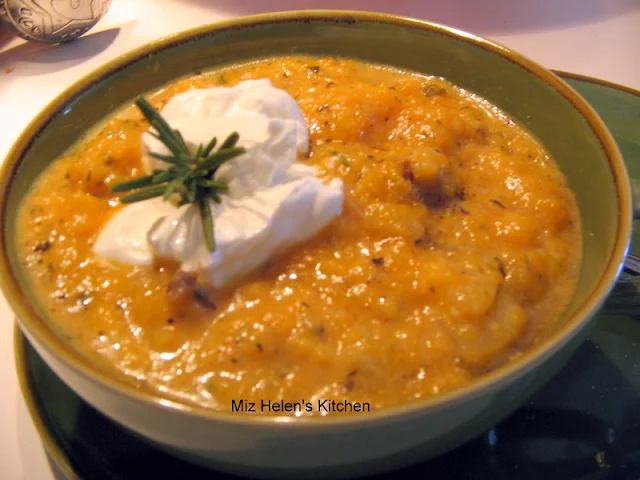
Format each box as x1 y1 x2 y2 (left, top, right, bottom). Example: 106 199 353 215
1 1 639 478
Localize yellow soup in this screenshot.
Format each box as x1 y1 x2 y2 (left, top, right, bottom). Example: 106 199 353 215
17 56 581 415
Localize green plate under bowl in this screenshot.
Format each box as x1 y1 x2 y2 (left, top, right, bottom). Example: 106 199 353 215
15 73 640 480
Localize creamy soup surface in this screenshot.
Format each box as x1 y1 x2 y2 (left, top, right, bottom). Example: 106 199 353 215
17 56 581 415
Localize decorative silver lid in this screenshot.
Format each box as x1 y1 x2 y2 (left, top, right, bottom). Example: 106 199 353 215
0 0 112 44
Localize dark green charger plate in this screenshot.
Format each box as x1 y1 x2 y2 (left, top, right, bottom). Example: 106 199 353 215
15 73 640 480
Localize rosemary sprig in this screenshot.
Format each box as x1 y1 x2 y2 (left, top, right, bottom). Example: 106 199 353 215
111 97 246 252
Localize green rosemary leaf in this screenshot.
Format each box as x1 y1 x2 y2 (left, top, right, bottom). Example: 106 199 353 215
194 143 203 161
201 137 217 158
134 97 177 142
170 163 192 174
199 146 246 171
135 97 188 156
119 185 167 203
147 133 185 160
111 175 155 192
148 151 189 166
174 129 187 150
162 179 182 200
198 196 215 252
220 132 240 150
198 179 229 190
152 170 174 184
187 177 197 204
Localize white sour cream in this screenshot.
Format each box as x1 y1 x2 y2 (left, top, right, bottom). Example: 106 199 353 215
93 79 344 287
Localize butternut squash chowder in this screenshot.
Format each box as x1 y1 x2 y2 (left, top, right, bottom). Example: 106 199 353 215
17 56 581 415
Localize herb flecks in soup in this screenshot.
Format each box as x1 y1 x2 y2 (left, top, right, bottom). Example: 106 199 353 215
17 57 581 414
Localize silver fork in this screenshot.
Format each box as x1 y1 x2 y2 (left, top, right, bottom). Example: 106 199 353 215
602 254 640 315
602 179 640 314
604 180 640 313
624 253 640 275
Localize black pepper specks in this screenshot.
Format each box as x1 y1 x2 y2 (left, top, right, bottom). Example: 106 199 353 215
33 240 52 253
424 85 447 97
414 231 433 247
344 369 358 392
193 286 216 310
312 324 326 336
371 257 385 266
495 257 507 278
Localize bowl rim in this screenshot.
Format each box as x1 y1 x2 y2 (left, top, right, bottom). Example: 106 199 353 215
0 10 632 428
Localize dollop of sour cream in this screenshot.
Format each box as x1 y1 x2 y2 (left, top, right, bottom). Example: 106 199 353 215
93 79 344 287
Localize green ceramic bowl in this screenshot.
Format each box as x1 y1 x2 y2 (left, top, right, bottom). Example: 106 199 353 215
0 11 632 479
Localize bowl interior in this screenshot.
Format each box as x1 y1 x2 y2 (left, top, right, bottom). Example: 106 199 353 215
1 12 625 392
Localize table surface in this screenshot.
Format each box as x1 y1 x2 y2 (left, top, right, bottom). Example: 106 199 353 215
1 1 639 479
